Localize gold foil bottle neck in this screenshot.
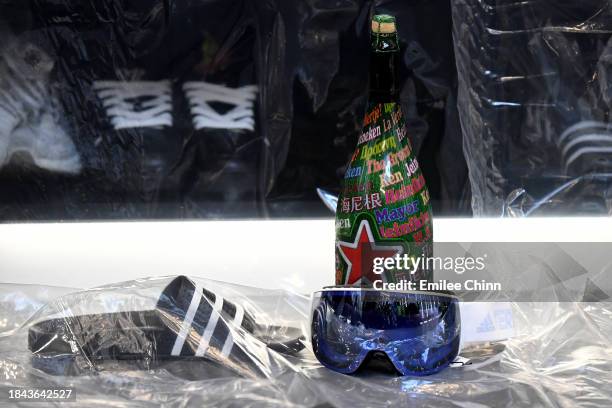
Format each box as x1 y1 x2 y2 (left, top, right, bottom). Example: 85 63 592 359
371 14 397 34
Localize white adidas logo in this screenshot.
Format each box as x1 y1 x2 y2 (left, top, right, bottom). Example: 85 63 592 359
94 81 257 131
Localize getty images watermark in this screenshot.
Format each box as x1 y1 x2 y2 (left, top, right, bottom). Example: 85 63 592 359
370 253 502 292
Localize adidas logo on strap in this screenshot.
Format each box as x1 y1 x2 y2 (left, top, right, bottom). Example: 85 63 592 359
170 281 248 358
157 276 260 360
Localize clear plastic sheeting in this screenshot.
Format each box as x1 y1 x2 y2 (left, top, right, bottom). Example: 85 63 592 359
1 276 611 407
453 0 612 216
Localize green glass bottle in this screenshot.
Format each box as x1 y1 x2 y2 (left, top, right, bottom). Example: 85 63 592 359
335 14 433 287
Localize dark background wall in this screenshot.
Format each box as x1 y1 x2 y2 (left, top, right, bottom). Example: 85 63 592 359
0 0 471 221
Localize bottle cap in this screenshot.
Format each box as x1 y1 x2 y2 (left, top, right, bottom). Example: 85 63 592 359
371 14 398 53
371 14 397 34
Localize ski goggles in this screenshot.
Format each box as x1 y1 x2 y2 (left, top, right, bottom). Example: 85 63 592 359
311 288 460 376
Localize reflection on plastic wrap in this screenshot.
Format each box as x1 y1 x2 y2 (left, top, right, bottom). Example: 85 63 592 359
0 277 611 406
453 0 612 216
505 174 612 217
0 29 81 174
0 0 469 220
26 276 305 380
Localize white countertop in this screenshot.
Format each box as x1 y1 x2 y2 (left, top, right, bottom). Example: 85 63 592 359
1 217 611 292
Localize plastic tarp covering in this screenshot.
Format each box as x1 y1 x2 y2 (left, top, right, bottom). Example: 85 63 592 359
0 0 469 221
1 276 611 407
453 1 612 216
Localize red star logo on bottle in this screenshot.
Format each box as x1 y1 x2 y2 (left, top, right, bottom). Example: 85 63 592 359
337 220 403 285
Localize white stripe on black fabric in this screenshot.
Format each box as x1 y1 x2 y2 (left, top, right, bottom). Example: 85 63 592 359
565 146 612 169
171 282 204 356
561 134 612 158
233 304 245 328
195 294 224 357
559 121 612 145
221 304 245 357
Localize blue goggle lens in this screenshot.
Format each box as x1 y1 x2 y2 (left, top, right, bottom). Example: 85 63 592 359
311 289 460 376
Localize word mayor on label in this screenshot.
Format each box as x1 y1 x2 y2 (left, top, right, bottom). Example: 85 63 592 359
375 200 420 225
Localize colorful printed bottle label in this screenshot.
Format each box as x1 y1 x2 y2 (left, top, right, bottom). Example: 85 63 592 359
335 102 433 287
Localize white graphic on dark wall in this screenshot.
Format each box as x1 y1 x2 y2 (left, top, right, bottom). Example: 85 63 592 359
559 121 612 171
183 82 257 131
94 81 257 131
93 81 173 129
